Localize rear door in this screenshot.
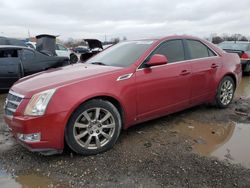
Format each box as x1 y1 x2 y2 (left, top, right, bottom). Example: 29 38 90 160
0 49 22 89
136 39 192 121
184 39 220 105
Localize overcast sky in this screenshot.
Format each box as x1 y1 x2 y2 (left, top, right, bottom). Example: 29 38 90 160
0 0 250 41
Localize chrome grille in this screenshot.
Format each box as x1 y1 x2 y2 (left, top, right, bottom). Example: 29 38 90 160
4 91 24 117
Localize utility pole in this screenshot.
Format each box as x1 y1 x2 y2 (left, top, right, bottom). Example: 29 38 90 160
28 29 31 39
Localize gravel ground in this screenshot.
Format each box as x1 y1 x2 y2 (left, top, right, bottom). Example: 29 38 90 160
0 93 250 187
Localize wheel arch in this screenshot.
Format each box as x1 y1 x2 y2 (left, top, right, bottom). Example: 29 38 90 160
222 73 237 87
66 95 125 130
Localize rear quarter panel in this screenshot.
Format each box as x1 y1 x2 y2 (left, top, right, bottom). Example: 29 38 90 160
213 52 241 95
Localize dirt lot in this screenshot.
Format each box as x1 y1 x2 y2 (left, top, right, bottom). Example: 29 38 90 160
0 77 250 188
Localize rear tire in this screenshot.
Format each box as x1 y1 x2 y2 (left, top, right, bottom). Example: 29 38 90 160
215 76 235 108
65 99 122 155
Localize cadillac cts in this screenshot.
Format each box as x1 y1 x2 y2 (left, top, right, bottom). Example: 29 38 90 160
4 36 242 155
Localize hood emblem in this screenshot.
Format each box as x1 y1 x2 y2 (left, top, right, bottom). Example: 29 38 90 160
117 73 133 81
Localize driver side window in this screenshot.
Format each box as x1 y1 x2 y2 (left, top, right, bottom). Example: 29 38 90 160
152 40 185 63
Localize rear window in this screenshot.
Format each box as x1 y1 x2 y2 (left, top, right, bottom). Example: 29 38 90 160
218 42 250 51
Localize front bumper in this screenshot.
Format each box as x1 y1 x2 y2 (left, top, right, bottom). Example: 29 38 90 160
4 111 68 155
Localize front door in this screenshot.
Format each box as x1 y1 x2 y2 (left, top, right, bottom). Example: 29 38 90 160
136 39 191 122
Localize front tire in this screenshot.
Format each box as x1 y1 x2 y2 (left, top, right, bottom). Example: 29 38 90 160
65 99 122 155
215 76 235 108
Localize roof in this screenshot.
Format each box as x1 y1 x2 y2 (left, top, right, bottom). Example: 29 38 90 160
0 45 32 50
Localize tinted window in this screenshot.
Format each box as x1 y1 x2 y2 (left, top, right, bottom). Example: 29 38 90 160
152 40 185 63
208 49 216 56
86 41 154 67
0 49 18 58
187 40 216 59
22 49 34 60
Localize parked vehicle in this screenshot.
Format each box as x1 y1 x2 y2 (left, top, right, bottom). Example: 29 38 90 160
26 35 78 64
55 43 71 58
77 39 103 62
4 35 241 155
72 46 89 54
26 41 74 59
0 45 69 90
218 41 250 74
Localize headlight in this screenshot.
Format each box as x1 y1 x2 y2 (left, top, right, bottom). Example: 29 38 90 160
24 89 56 116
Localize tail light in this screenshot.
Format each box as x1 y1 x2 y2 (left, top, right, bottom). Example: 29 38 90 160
240 52 250 59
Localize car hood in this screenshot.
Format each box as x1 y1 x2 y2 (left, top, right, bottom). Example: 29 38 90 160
12 63 122 97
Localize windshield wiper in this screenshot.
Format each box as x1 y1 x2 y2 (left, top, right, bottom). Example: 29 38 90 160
90 62 107 66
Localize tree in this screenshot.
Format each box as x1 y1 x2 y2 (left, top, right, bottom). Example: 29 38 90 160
239 36 248 41
212 36 223 44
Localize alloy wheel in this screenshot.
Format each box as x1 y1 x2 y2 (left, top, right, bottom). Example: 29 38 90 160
73 107 116 150
219 80 234 105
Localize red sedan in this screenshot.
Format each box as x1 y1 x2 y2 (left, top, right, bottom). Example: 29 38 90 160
4 35 241 155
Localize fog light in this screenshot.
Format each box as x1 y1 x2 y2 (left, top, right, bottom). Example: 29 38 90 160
17 133 41 142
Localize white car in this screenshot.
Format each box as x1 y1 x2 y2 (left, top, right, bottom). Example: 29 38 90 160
26 42 70 58
55 43 71 58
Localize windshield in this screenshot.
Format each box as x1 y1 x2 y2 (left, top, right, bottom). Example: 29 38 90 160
218 42 250 51
86 40 154 67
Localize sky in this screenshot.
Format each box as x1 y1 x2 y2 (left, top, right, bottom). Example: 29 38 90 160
0 0 250 41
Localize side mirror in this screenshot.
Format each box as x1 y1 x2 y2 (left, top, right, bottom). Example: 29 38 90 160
146 54 168 67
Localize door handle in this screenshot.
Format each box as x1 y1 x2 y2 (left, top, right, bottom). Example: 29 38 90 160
211 64 219 69
180 70 191 76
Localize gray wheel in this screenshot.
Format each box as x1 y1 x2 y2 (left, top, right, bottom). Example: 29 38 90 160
216 76 235 108
65 99 121 155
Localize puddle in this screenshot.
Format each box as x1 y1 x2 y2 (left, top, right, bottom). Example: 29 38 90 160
0 169 67 188
172 120 250 168
235 76 250 98
211 123 250 167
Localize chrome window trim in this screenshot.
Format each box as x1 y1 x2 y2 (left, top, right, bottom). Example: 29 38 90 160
136 56 220 71
136 38 219 71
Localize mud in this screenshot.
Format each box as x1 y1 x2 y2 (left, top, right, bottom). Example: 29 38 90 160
171 121 250 168
0 169 67 188
0 76 250 187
